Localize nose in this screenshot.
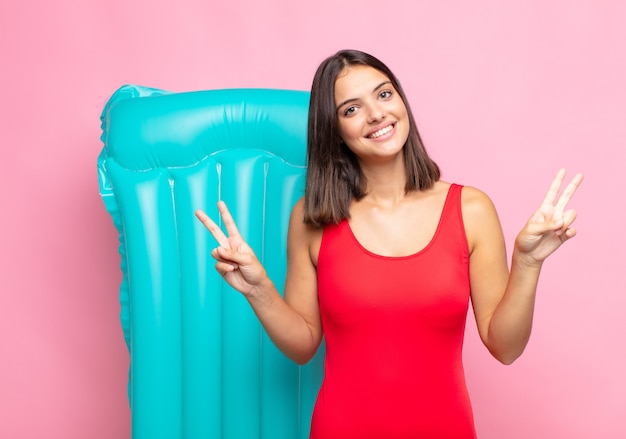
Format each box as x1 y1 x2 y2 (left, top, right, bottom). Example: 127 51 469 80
367 102 385 123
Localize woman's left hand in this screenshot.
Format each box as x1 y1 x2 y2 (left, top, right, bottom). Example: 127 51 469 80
515 168 584 265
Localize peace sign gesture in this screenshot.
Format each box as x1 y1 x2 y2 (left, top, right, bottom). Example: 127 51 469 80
195 201 268 297
515 169 584 265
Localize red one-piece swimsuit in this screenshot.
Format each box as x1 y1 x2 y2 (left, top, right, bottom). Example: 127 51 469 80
310 184 477 439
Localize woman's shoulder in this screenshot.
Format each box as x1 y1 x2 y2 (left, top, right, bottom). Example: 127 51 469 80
289 198 308 232
423 180 494 216
290 198 324 236
455 184 502 249
291 196 305 217
456 184 497 214
289 197 324 265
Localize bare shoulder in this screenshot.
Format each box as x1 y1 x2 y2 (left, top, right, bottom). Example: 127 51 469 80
288 198 308 243
288 197 323 266
460 185 503 252
289 197 306 227
460 185 498 217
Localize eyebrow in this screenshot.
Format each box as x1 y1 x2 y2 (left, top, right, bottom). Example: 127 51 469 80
336 80 392 113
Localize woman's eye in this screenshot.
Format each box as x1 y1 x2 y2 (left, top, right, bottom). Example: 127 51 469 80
344 106 357 116
380 90 392 99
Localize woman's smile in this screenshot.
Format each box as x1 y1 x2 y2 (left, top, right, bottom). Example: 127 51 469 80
334 65 409 161
366 122 396 140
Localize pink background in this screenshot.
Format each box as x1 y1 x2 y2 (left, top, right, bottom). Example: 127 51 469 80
1 1 624 438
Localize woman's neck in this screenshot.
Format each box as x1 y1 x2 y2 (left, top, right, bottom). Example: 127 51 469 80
359 159 409 207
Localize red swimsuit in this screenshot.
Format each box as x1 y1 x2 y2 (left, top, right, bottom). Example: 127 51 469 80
311 184 476 439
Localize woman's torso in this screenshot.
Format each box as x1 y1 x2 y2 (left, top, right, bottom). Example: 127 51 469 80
309 183 476 439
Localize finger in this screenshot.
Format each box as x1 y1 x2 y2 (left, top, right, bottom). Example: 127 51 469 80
215 245 253 267
215 260 238 274
555 209 577 236
195 209 230 247
541 168 566 206
217 201 243 239
525 218 558 236
561 208 578 229
212 247 241 271
555 173 584 211
564 227 577 239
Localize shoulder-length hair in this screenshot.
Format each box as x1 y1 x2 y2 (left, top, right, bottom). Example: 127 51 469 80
303 49 440 227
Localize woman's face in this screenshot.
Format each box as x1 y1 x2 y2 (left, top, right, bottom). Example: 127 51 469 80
334 65 409 164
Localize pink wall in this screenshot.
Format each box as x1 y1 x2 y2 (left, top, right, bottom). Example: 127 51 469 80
1 1 624 437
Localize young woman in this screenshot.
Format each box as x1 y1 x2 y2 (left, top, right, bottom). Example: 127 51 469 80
195 49 583 439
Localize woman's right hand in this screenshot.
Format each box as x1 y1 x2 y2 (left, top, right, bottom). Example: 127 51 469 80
198 199 323 363
195 201 268 297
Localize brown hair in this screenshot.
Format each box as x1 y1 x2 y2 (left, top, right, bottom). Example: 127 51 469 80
303 49 440 227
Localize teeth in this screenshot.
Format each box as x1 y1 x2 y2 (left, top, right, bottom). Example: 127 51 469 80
369 125 393 139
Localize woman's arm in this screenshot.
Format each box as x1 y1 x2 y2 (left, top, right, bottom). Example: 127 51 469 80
463 169 583 364
195 198 323 364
